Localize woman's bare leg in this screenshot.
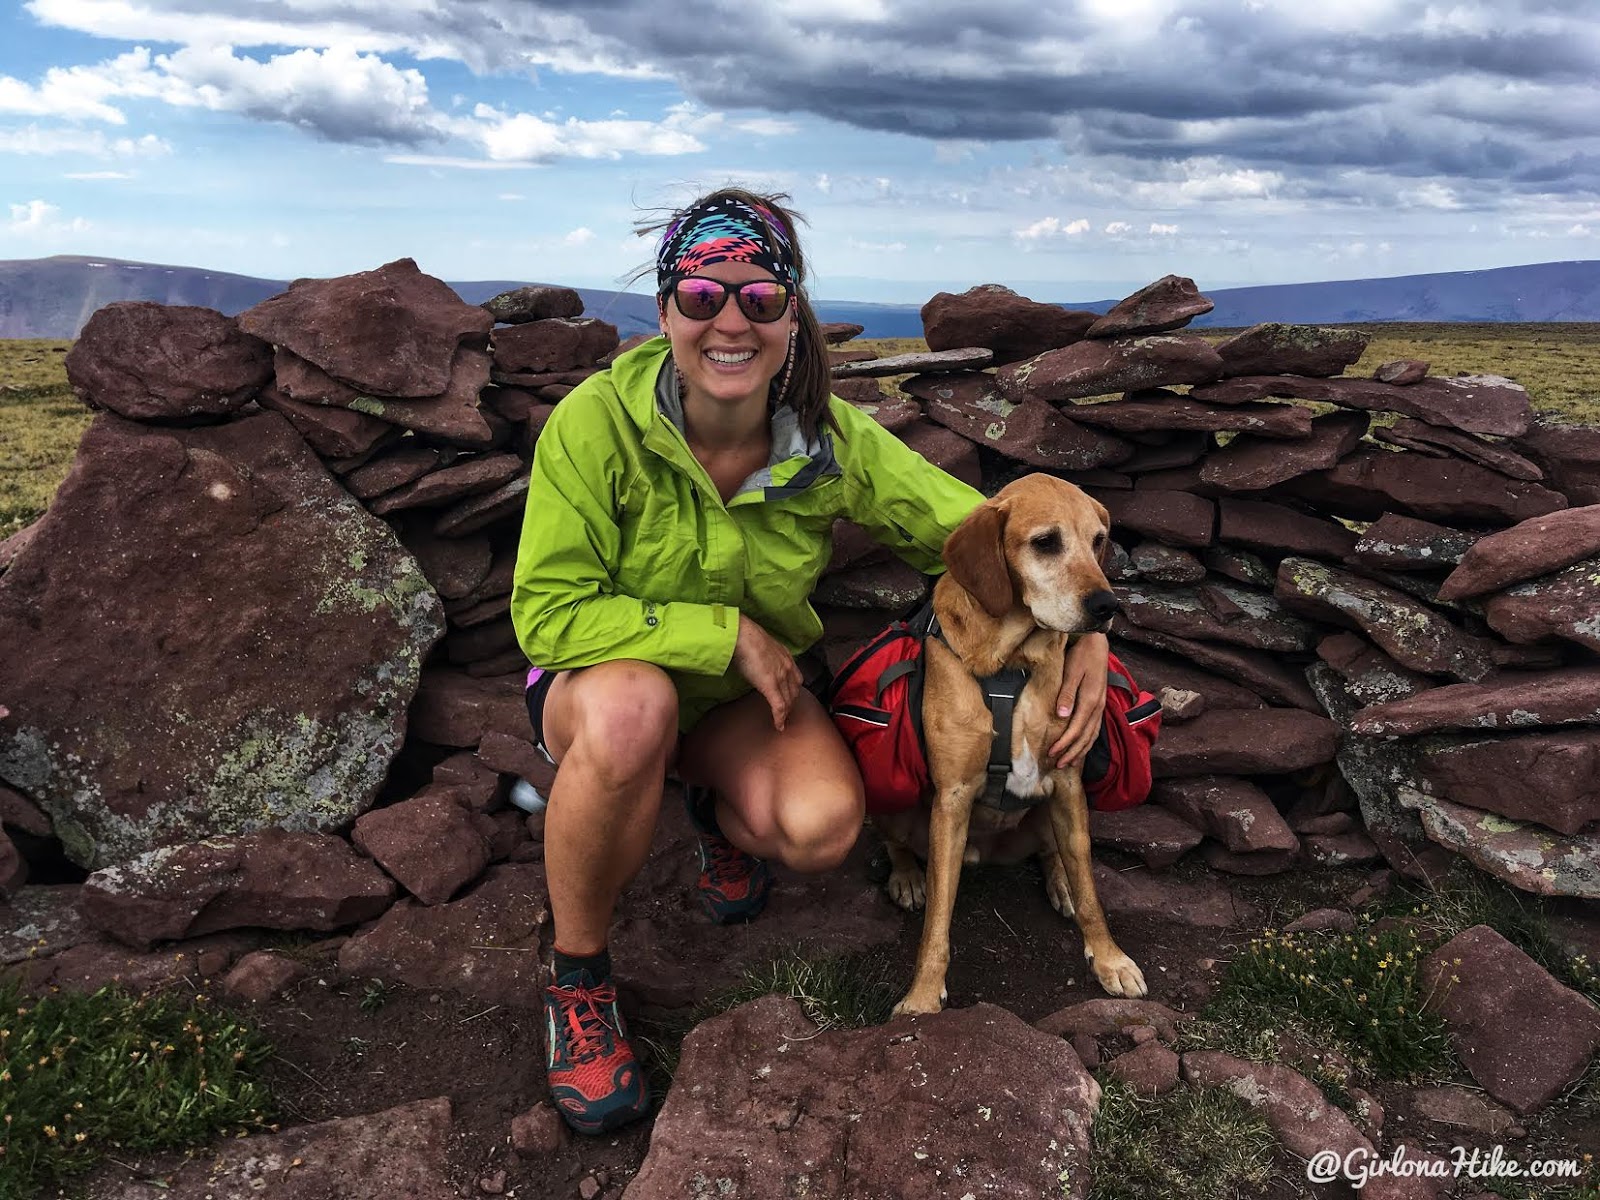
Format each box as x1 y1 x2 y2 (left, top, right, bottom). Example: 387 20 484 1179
677 688 865 873
539 660 679 955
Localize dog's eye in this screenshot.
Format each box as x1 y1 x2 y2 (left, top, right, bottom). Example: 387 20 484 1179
1030 530 1062 555
1092 532 1107 551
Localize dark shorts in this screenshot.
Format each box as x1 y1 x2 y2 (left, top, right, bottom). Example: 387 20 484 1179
524 666 560 765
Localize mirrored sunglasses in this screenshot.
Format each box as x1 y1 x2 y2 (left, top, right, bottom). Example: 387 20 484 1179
668 277 792 323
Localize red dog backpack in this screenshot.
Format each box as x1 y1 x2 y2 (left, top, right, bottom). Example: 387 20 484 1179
825 609 1162 816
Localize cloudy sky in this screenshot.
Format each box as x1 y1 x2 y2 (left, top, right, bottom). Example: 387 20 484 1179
2 0 1598 303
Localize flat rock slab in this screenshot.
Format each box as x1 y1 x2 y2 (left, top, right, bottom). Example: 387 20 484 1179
338 863 549 1006
491 317 619 374
1064 392 1313 438
1351 514 1479 572
0 412 444 869
1200 410 1367 492
482 284 583 324
369 453 524 515
834 346 993 377
1416 732 1600 836
433 473 529 537
1088 805 1205 868
64 302 271 421
0 884 93 966
1113 625 1322 711
1151 776 1299 853
1374 417 1544 480
1517 418 1600 506
407 668 528 748
1285 447 1566 525
1119 580 1317 653
1192 373 1533 438
1151 708 1340 776
1375 358 1429 385
1091 861 1254 926
1108 644 1266 711
814 557 930 611
1214 323 1367 378
99 1097 457 1200
1182 1050 1371 1163
630 997 1100 1200
240 258 492 397
1094 488 1215 547
922 284 1098 364
1422 924 1600 1113
1035 996 1191 1042
257 385 393 458
1351 667 1600 736
1086 275 1213 339
1275 558 1493 681
1127 542 1206 584
1316 632 1431 708
1440 504 1600 599
352 791 492 905
1482 556 1600 650
905 372 1132 468
1218 497 1357 560
999 335 1223 403
1401 789 1600 899
80 830 396 949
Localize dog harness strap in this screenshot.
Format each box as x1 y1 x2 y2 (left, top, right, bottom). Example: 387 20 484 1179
978 667 1035 810
1108 668 1134 694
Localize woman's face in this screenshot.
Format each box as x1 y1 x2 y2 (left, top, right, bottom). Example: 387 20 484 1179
661 259 794 417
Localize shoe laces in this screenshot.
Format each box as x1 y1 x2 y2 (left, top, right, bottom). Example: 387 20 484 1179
552 980 619 1063
703 832 754 880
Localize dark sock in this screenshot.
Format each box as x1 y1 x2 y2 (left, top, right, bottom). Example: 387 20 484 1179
685 783 721 834
552 945 612 986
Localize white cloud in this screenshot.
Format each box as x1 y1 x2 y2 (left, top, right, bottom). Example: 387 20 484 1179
733 117 798 137
1016 216 1090 241
7 199 89 233
1398 181 1461 210
564 226 596 245
847 238 907 253
1104 221 1133 236
1570 223 1595 236
815 173 832 194
497 192 525 201
467 107 705 162
1149 222 1179 235
0 125 169 157
65 169 132 179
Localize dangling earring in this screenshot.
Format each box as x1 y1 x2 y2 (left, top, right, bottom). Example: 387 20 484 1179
773 325 797 408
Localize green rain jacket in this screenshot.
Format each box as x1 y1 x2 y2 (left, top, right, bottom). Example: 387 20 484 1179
510 337 984 730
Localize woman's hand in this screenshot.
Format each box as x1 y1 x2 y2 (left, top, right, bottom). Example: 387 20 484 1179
1049 631 1110 769
732 613 803 732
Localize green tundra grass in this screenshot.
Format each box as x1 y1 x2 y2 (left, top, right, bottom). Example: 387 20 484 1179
3 324 1599 536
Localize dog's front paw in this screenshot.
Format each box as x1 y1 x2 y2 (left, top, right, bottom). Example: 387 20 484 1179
1088 948 1148 998
886 864 926 911
891 984 947 1016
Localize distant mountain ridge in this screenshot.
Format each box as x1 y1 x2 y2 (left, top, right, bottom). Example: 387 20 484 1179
3 254 1599 340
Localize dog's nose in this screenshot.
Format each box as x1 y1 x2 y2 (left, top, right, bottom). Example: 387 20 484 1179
1085 589 1122 625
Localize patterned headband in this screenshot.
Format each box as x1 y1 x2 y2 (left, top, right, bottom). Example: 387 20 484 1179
655 195 796 292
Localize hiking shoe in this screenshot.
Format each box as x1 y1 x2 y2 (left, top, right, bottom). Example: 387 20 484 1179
684 784 772 924
543 971 650 1135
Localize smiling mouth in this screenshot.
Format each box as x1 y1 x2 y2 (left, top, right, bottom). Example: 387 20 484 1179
705 349 757 365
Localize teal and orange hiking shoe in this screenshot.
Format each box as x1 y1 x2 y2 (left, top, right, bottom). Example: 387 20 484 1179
684 784 772 924
542 970 650 1135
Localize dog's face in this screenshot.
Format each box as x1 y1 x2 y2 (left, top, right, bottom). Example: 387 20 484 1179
943 474 1120 633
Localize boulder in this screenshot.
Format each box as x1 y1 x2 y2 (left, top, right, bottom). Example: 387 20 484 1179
1275 558 1493 681
1217 497 1358 560
64 302 272 421
352 790 492 904
1374 359 1428 385
1422 925 1600 1113
1151 776 1299 853
1214 323 1367 378
96 1098 457 1200
905 372 1132 469
273 343 496 445
1439 504 1600 599
1351 514 1479 573
338 863 549 1006
79 830 396 949
998 335 1224 403
1105 1040 1181 1095
820 321 865 345
222 949 310 1002
1402 791 1600 899
1351 667 1600 736
1482 556 1600 650
1085 276 1214 338
1088 805 1205 868
0 413 444 869
1151 708 1339 776
921 284 1098 365
1415 732 1599 835
629 998 1100 1200
491 317 618 373
239 258 493 398
481 284 583 324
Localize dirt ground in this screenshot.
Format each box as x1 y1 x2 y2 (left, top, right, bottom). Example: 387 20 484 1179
76 840 1598 1200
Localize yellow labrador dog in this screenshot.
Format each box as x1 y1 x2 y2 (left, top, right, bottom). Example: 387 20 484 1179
876 474 1148 1015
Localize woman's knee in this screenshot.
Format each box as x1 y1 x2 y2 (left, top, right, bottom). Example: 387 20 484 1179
560 661 679 779
772 782 864 873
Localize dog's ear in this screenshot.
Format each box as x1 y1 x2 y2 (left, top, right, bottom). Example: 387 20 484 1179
944 501 1014 618
1091 498 1113 567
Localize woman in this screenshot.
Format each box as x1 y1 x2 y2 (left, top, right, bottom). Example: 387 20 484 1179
510 187 1111 1134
